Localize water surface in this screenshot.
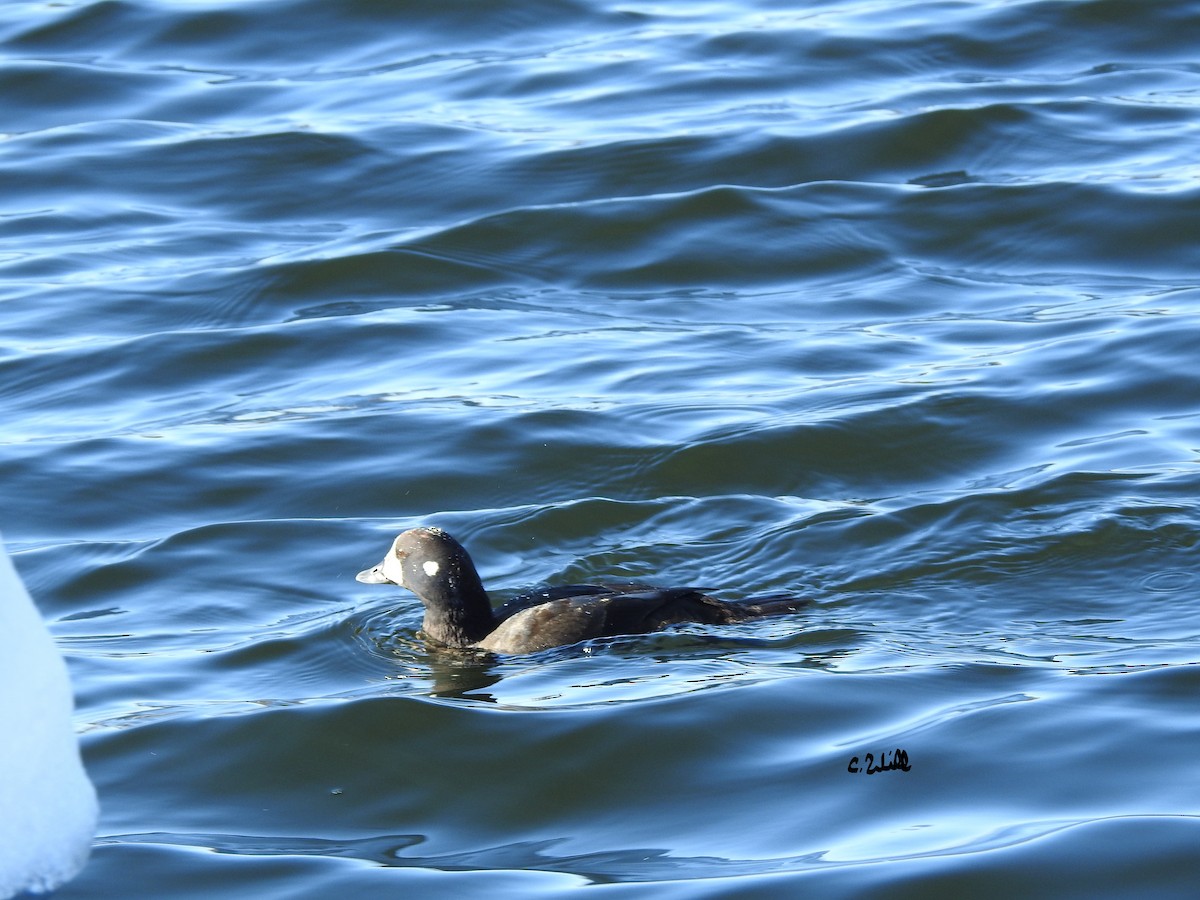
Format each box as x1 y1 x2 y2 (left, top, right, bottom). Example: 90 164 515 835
3 0 1200 896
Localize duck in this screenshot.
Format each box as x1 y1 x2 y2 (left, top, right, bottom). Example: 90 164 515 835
0 533 98 899
356 527 804 654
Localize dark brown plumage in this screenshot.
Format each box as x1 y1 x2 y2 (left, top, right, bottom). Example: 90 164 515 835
356 527 804 654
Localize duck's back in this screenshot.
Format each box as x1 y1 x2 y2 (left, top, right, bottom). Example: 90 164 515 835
493 580 661 621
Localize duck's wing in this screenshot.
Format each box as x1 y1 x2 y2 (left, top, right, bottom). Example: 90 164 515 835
480 586 717 654
477 597 610 654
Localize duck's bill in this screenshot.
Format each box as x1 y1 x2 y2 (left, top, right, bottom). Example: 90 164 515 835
356 562 392 584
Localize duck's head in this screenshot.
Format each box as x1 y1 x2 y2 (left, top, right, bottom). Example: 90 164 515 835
356 526 474 593
357 527 494 642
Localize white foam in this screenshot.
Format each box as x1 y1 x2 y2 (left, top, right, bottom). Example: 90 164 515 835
0 534 98 899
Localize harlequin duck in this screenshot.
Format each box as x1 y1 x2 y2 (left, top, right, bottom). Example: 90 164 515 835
356 526 804 654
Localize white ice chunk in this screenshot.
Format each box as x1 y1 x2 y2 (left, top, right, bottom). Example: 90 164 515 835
0 534 98 899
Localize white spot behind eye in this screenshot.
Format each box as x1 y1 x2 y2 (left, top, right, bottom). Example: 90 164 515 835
423 560 440 577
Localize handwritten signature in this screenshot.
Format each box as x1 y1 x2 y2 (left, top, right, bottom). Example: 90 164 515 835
847 748 911 774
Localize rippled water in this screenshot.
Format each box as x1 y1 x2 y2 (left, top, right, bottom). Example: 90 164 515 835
4 0 1200 896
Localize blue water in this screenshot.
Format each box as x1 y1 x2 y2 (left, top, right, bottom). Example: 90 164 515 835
4 0 1200 896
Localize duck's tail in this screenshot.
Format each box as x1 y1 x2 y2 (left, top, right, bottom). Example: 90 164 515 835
722 591 807 619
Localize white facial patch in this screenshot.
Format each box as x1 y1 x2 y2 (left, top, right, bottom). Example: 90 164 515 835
423 560 440 577
383 551 407 583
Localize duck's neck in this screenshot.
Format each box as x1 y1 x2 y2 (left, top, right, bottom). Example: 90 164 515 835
421 582 496 648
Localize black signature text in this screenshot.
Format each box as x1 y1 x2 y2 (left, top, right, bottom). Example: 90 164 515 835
847 748 911 774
